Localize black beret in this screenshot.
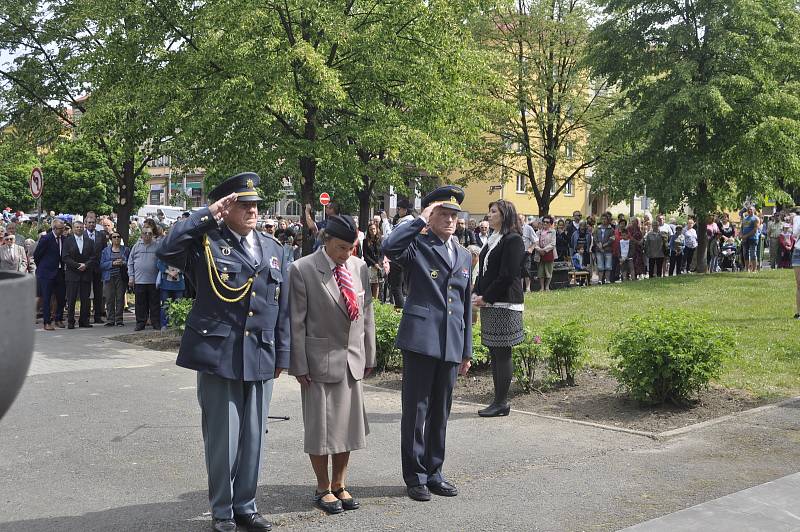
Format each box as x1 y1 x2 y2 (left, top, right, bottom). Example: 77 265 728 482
208 172 262 202
325 215 358 243
421 185 464 211
397 198 413 210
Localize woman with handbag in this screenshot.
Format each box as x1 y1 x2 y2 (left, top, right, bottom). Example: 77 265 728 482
473 199 526 417
99 231 130 326
533 215 557 291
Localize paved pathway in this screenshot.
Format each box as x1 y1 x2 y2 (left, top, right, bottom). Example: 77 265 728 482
0 326 798 531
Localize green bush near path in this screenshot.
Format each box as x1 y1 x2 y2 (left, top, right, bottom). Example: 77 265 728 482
523 269 800 398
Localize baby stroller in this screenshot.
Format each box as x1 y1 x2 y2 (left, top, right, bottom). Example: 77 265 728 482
718 238 739 272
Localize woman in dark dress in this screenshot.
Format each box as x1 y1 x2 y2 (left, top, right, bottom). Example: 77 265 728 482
473 199 526 418
555 219 571 262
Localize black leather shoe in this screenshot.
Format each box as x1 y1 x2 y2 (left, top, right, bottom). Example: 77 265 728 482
67 323 75 329
478 403 511 417
427 480 458 497
211 518 237 532
104 322 115 327
406 484 431 501
94 318 105 324
314 490 344 514
134 325 145 331
78 323 93 328
332 487 360 510
234 512 272 531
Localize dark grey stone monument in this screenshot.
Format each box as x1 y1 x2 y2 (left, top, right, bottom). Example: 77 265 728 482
0 272 35 420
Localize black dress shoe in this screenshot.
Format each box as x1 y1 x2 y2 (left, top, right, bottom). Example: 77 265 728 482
117 322 124 327
134 325 145 331
67 324 75 330
78 323 93 328
314 490 344 514
332 487 360 510
234 512 272 531
427 480 458 497
406 484 431 501
211 518 237 532
94 318 105 324
104 322 116 327
478 403 511 417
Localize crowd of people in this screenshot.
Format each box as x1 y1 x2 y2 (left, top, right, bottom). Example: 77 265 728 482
3 200 800 335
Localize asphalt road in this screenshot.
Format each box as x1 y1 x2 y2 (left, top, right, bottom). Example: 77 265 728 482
0 326 798 531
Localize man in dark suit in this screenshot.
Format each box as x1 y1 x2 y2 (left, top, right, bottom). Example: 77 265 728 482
33 218 67 331
84 211 108 323
382 185 472 503
62 219 96 329
158 172 289 532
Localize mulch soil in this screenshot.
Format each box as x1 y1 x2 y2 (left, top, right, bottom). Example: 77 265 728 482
115 330 771 434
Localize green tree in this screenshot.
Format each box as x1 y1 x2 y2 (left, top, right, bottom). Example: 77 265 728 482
589 0 800 270
41 140 147 216
0 0 182 241
0 137 38 213
168 0 496 251
473 0 619 215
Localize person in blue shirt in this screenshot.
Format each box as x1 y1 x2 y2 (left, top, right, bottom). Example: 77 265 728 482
157 257 185 328
740 204 761 273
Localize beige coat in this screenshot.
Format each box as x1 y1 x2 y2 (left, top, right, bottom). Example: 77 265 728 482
289 249 376 383
0 244 29 273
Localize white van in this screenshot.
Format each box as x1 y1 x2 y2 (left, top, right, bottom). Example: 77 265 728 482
136 205 184 223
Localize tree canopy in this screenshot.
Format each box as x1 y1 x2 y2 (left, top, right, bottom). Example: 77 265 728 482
589 0 800 220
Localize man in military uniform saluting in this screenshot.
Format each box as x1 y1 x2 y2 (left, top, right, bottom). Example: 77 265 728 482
158 172 289 532
382 185 472 502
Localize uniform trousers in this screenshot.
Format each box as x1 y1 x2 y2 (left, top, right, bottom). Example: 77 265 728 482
197 373 273 520
66 280 91 326
39 270 65 324
400 350 458 487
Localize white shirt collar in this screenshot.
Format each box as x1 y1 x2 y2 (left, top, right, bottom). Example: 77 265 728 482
229 227 255 248
74 234 83 242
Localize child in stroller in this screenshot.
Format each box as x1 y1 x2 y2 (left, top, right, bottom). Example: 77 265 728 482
719 236 739 271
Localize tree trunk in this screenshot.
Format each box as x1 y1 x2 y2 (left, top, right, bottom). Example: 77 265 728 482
116 158 136 243
299 155 316 257
696 219 708 273
357 175 372 232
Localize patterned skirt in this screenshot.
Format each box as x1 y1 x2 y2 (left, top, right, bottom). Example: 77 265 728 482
480 306 524 347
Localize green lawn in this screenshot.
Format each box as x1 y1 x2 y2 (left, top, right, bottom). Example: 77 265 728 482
523 269 800 398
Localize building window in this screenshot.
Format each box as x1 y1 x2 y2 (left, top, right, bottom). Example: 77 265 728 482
285 200 300 217
149 190 163 205
565 143 574 160
564 179 574 196
516 173 527 193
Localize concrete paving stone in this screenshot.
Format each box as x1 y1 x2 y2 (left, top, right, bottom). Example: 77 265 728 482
0 327 798 531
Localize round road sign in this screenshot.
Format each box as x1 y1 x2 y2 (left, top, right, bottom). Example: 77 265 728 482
30 168 44 199
319 192 331 206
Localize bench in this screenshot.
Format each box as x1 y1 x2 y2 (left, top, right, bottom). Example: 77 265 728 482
569 270 590 286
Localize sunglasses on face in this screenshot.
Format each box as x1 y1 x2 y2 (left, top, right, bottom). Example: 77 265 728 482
142 231 153 235
111 235 121 239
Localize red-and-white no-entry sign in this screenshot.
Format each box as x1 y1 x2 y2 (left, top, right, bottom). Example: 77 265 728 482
30 167 44 199
319 192 331 206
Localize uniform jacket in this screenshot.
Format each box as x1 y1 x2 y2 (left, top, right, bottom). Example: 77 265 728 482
475 232 525 305
33 231 62 280
288 249 376 383
62 235 95 283
382 217 472 363
157 208 290 381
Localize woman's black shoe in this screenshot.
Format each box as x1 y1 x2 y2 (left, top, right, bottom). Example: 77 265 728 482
332 487 360 510
314 490 344 514
478 403 511 417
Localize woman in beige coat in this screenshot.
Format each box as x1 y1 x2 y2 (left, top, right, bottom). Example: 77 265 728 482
289 215 376 515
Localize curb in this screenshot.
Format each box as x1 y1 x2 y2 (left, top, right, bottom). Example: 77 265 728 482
364 384 800 442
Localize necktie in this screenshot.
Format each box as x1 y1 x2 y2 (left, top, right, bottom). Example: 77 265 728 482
333 264 359 321
240 236 252 262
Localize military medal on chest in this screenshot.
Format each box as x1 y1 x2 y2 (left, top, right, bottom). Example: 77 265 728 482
430 269 439 279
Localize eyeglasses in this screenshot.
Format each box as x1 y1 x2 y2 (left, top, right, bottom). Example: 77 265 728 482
142 231 153 235
111 235 121 239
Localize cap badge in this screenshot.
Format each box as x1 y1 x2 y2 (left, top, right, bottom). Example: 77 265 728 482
450 196 458 203
430 269 439 279
246 178 254 189
221 246 232 256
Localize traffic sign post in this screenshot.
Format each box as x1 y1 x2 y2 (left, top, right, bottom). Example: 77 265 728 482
30 168 44 229
319 192 331 206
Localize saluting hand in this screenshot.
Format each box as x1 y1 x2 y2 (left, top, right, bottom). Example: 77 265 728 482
420 200 445 221
208 192 238 220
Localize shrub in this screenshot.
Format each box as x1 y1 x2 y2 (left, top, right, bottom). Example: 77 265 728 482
470 320 490 368
609 310 730 405
165 298 193 331
373 302 402 370
543 320 588 386
512 328 548 393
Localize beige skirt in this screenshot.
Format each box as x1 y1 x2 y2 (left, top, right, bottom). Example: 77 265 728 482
300 369 369 455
